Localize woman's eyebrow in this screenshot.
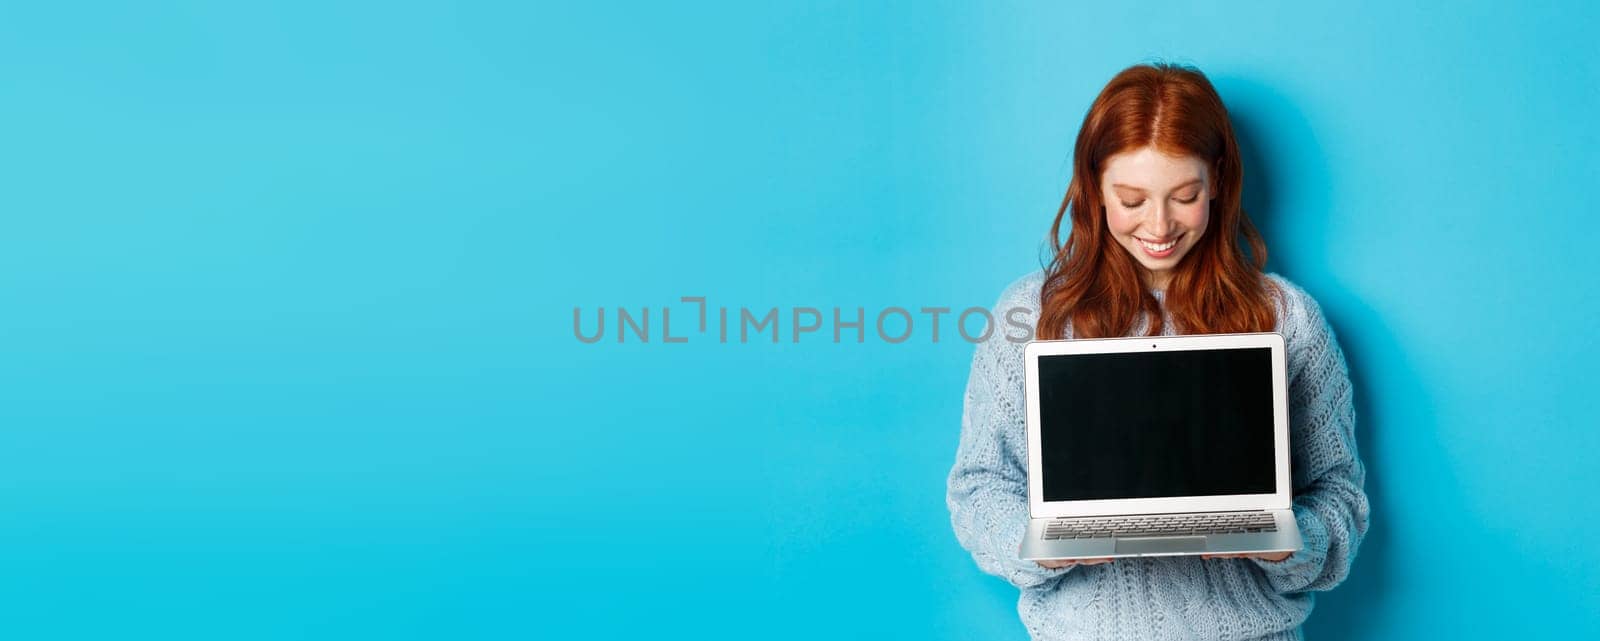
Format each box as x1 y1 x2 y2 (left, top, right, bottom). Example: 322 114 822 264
1111 178 1203 193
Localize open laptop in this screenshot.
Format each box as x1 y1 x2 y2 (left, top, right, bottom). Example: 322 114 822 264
1019 332 1303 560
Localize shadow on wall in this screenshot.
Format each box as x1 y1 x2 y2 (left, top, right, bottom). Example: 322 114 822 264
1218 74 1423 640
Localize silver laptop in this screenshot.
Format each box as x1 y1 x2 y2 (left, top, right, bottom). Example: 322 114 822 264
1019 332 1303 560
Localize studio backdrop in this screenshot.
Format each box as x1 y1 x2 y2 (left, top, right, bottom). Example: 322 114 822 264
1 2 1596 639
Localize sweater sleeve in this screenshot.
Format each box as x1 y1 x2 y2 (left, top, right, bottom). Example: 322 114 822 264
946 283 1072 590
1249 285 1371 593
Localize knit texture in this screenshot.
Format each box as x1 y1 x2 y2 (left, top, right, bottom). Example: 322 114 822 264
946 271 1369 641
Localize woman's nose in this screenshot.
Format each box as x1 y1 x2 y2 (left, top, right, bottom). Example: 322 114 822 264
1148 203 1174 235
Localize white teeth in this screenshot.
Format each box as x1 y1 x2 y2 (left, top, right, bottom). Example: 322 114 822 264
1140 238 1177 252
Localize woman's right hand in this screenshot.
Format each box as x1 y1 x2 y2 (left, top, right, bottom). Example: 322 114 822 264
1037 557 1115 568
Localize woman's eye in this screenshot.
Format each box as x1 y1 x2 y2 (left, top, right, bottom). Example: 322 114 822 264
1120 200 1144 208
1175 195 1199 204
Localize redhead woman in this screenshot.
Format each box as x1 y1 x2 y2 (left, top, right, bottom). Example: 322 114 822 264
946 63 1368 640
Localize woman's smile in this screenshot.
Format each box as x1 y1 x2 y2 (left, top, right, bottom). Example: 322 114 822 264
1136 234 1183 257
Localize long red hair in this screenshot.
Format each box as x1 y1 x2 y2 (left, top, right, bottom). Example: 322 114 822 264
1037 63 1277 339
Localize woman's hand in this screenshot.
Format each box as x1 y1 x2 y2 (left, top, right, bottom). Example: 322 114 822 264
1201 551 1292 562
1036 557 1116 568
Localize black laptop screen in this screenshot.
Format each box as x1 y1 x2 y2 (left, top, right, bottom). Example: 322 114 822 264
1037 347 1277 501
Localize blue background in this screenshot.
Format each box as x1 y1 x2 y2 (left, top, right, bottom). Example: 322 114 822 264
2 1 1597 639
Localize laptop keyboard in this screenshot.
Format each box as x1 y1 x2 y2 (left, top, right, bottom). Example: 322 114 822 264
1043 512 1277 540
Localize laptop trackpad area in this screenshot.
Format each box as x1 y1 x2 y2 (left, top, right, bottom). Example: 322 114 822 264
1115 536 1207 555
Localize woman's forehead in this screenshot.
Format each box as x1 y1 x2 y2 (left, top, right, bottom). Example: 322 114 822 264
1103 147 1208 190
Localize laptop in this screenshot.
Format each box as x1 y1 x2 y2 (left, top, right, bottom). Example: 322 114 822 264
1019 332 1304 560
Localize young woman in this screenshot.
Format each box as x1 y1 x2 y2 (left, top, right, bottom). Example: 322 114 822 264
946 63 1369 640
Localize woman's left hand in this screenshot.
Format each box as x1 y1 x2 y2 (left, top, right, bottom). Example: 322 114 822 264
1201 551 1292 562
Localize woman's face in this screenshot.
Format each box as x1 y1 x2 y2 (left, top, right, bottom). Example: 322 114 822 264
1100 146 1214 290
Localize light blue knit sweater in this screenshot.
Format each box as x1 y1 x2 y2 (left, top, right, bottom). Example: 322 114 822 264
947 271 1369 641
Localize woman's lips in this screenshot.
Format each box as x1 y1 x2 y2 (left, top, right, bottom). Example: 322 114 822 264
1137 235 1180 258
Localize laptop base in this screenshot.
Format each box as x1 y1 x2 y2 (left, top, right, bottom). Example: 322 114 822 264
1019 509 1303 561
